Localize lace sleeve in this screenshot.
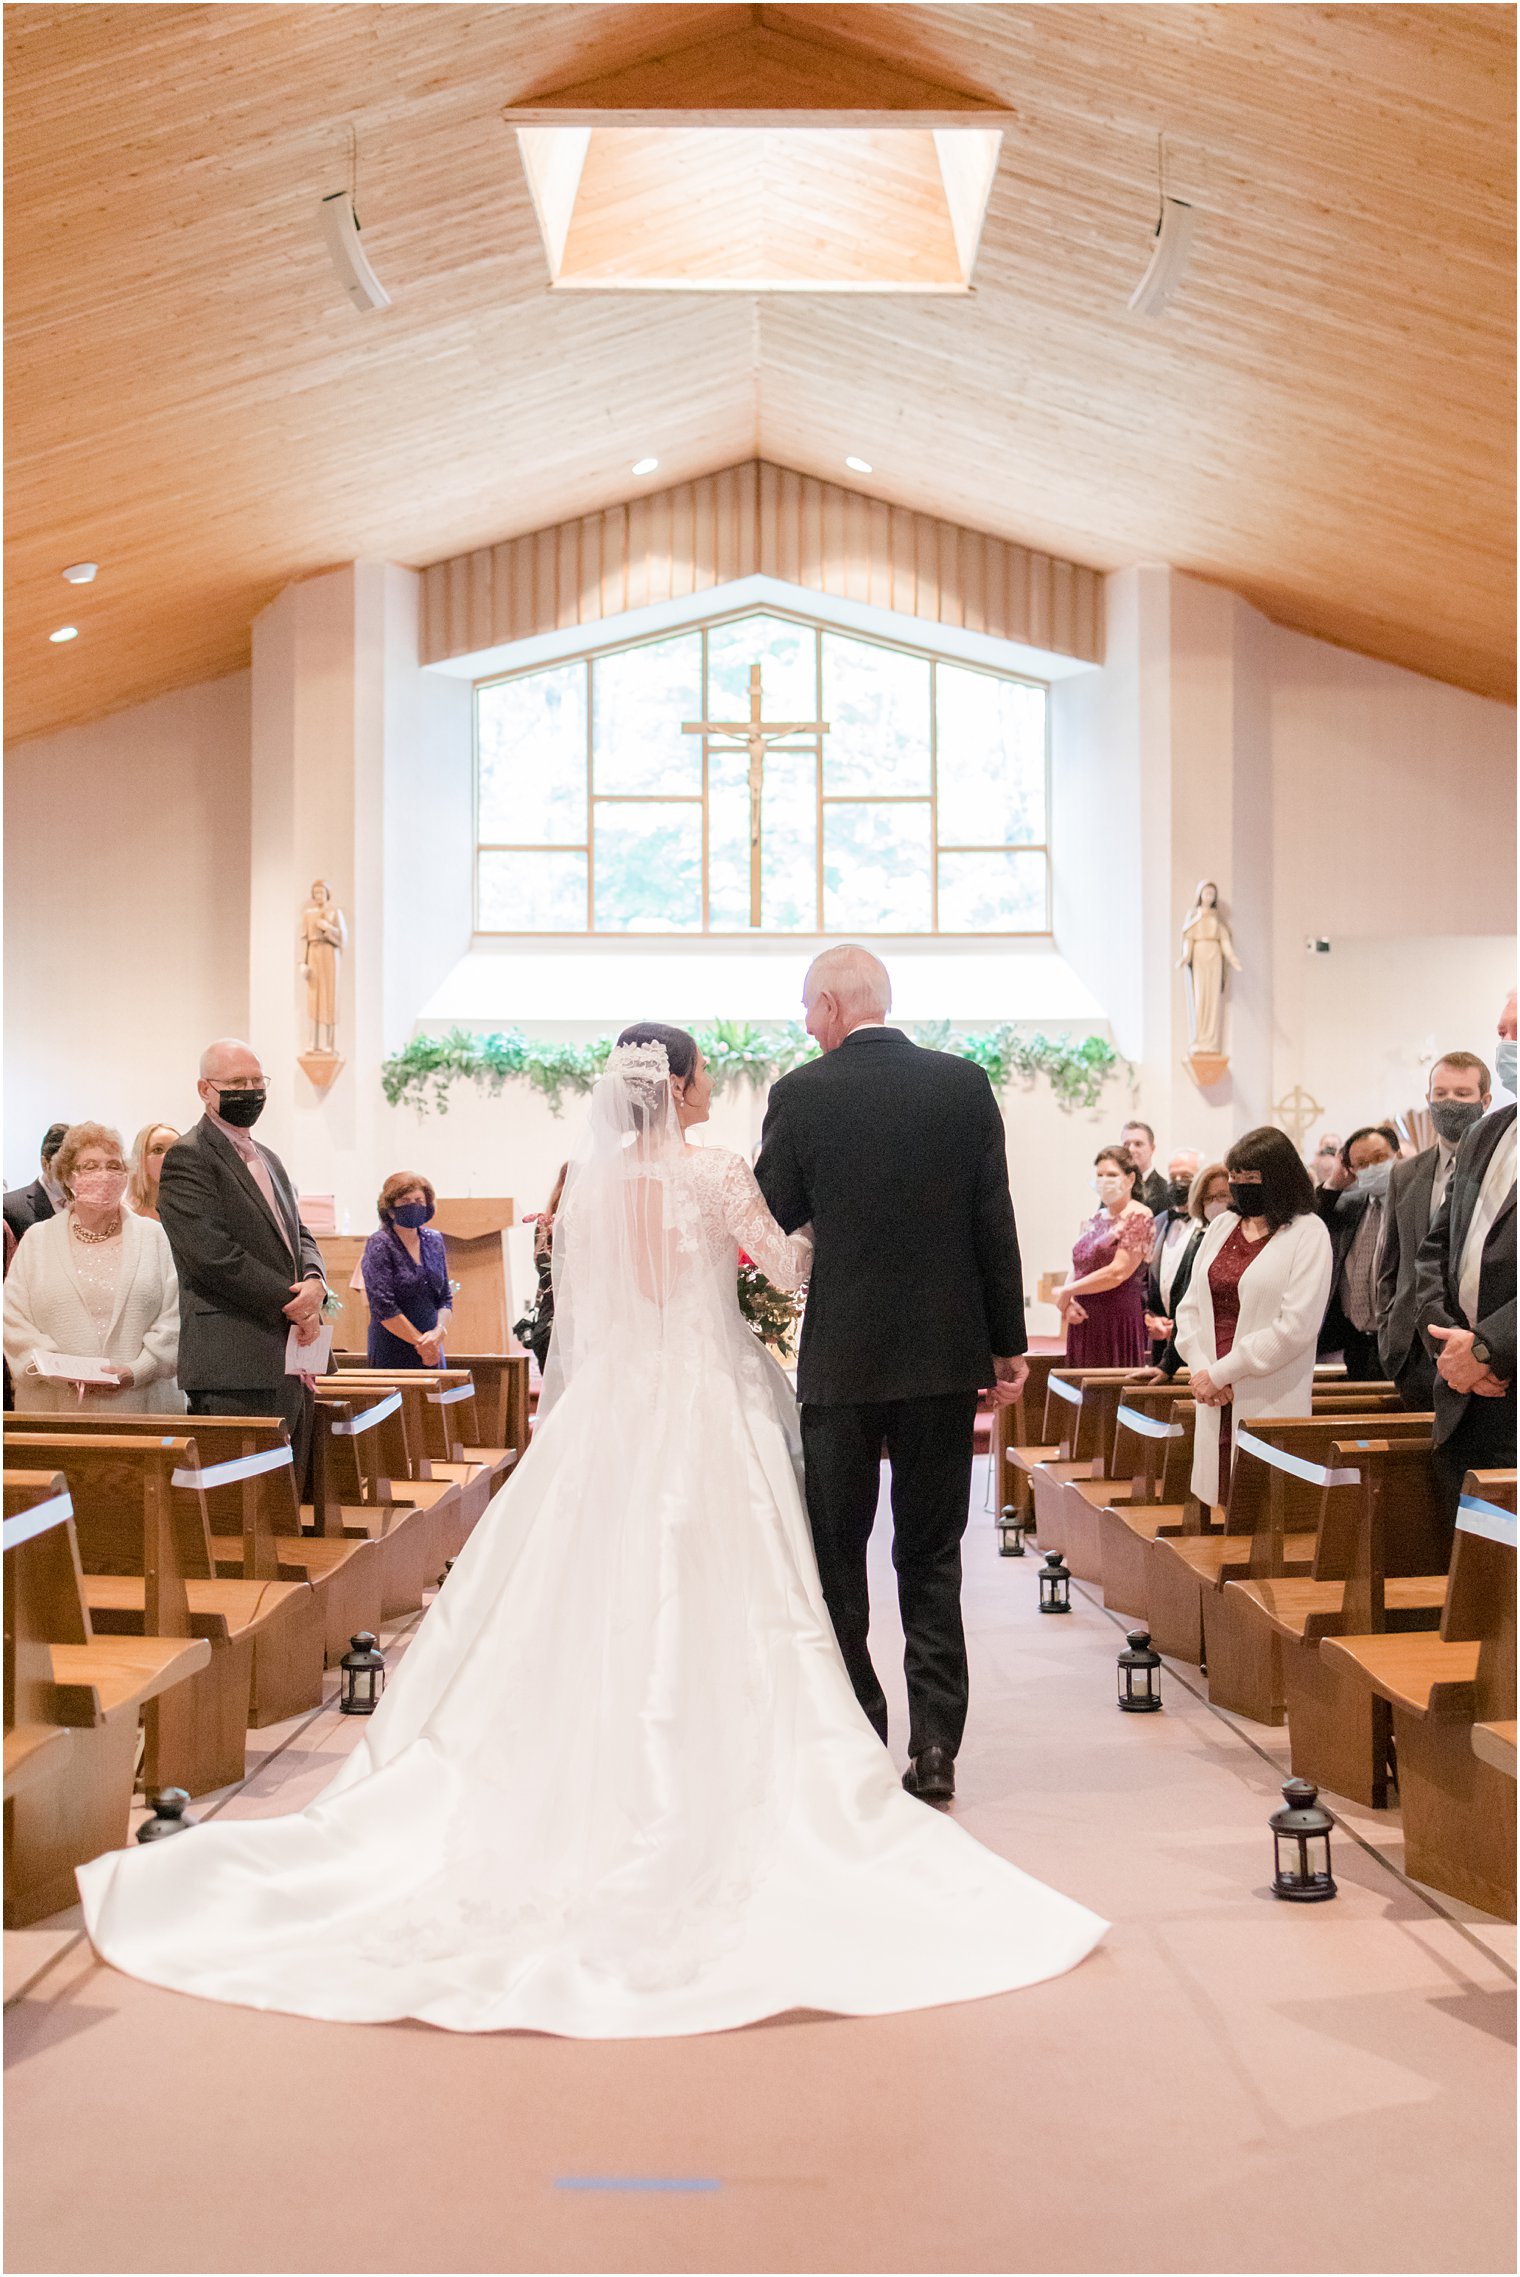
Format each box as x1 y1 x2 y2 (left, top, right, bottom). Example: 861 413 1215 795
719 1154 813 1293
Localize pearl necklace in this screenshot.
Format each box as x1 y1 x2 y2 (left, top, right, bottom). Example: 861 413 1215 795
71 1214 122 1245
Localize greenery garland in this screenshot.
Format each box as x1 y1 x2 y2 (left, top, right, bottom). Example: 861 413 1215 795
380 1018 1128 1117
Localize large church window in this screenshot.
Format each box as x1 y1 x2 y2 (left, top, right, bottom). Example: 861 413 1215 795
475 609 1048 934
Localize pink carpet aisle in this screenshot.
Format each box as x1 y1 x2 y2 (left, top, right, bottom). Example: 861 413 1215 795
6 1460 1514 2277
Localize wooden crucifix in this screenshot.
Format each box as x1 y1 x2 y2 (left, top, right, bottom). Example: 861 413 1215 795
683 664 828 926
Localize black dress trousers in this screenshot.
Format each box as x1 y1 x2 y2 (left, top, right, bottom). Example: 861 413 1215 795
801 1390 979 1759
187 1379 316 1504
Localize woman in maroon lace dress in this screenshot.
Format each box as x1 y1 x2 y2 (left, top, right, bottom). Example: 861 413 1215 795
1057 1145 1155 1366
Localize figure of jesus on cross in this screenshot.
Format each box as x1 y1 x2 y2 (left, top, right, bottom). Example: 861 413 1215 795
683 664 829 927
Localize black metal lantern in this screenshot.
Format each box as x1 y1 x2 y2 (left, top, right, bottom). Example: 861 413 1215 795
1037 1550 1071 1614
1117 1627 1163 1712
340 1631 386 1715
136 1788 195 1842
998 1502 1027 1558
1270 1777 1337 1902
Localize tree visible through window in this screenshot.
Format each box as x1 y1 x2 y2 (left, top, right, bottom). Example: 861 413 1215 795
476 610 1048 934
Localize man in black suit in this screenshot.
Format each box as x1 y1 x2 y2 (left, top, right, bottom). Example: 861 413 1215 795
3 1123 71 1243
755 947 1027 1805
157 1039 328 1491
1120 1121 1170 1218
1415 1100 1515 1533
1377 1052 1491 1408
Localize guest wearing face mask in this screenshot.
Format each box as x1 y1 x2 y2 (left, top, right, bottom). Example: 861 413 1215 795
361 1174 452 1368
1143 1147 1201 1362
2 1121 183 1413
1144 1161 1230 1379
1174 1129 1332 1505
1376 1054 1491 1409
158 1038 327 1492
1490 989 1517 1111
1056 1145 1155 1366
1315 1123 1401 1380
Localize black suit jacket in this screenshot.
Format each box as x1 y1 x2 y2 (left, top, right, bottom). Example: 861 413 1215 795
3 1179 55 1243
1154 1224 1207 1378
1136 1167 1169 1218
1314 1179 1383 1355
157 1117 324 1392
1375 1145 1442 1379
1414 1105 1516 1447
754 1027 1025 1406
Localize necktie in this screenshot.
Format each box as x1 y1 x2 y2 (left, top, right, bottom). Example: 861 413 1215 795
1342 1199 1382 1333
231 1133 285 1237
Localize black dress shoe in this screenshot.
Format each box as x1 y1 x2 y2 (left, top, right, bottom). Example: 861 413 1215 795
902 1747 955 1803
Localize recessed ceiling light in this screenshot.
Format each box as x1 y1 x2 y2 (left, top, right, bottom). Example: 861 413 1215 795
631 456 659 476
845 455 873 475
62 562 98 585
49 626 79 643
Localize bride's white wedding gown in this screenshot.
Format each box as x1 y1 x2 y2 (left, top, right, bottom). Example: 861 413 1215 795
77 1059 1103 2037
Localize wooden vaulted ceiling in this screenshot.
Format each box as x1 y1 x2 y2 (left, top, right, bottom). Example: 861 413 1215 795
5 2 1514 745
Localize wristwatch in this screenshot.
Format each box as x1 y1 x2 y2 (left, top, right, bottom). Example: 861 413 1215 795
1471 1336 1493 1367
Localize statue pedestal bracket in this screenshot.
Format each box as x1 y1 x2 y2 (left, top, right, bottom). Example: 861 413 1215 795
1186 1051 1230 1091
298 1051 345 1094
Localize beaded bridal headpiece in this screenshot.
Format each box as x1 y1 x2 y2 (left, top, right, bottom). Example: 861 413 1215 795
605 1041 671 1081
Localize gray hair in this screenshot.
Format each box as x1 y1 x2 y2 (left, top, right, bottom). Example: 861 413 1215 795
803 945 892 1021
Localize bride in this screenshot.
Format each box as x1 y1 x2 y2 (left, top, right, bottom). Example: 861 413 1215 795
77 1025 1104 2037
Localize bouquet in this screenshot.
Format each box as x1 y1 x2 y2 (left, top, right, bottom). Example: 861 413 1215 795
737 1253 803 1360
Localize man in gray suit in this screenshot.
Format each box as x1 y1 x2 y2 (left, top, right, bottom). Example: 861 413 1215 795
158 1039 327 1491
1377 1051 1491 1407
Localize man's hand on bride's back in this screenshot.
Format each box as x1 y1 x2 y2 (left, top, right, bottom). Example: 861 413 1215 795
987 1353 1029 1407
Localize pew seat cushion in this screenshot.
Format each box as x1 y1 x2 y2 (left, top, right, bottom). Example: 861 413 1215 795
50 1635 212 1717
1318 1633 1481 1719
1473 1721 1518 1779
1227 1574 1448 1644
82 1574 313 1644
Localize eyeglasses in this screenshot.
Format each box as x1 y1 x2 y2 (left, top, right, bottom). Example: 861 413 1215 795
213 1082 268 1097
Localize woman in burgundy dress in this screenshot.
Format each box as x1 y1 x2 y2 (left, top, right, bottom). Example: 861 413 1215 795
1057 1145 1155 1366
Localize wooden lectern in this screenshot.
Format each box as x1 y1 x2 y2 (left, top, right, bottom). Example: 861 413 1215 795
316 1198 516 1357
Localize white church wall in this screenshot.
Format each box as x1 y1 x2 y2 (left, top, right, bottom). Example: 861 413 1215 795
3 670 252 1175
1267 622 1516 1135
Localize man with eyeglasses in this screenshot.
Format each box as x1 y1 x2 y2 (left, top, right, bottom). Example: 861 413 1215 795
157 1038 328 1492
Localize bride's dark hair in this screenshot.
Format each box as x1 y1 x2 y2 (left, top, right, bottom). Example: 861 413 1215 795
614 1022 698 1083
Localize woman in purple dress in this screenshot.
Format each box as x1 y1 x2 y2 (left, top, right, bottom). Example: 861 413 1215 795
361 1172 451 1368
1056 1145 1155 1366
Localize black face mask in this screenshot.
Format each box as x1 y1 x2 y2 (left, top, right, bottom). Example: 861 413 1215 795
215 1086 266 1129
1228 1181 1263 1218
1166 1178 1192 1210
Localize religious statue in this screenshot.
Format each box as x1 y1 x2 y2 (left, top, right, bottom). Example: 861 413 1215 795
1178 879 1241 1076
299 880 347 1056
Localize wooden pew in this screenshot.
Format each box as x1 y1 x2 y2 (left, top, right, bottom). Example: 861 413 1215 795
993 1353 1064 1528
1321 1474 1516 1918
1223 1432 1450 1803
309 1391 449 1620
1468 1473 1519 1783
14 1410 383 1667
1198 1412 1436 1723
4 1469 211 1923
7 1432 323 1791
1024 1369 1137 1563
1142 1394 1408 1667
333 1349 530 1463
1094 1385 1199 1617
320 1366 516 1540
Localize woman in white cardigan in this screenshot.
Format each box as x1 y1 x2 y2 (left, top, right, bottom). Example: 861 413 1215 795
3 1120 183 1415
1174 1126 1332 1507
